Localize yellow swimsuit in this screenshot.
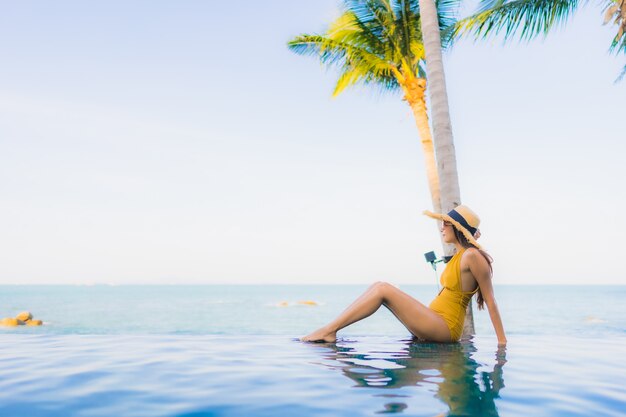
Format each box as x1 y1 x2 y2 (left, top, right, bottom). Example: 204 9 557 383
429 249 478 341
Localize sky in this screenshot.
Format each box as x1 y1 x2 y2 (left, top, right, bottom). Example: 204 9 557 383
0 1 624 285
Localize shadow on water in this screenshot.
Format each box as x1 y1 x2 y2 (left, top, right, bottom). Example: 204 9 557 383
308 337 506 416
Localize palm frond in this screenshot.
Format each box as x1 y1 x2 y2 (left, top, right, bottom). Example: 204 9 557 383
346 0 406 61
601 0 626 81
333 64 399 95
616 64 626 82
409 38 426 66
288 34 399 93
440 20 457 49
454 0 581 42
395 0 420 64
436 0 462 30
288 35 374 67
333 68 365 96
417 60 427 78
603 0 626 54
329 11 387 56
288 0 459 95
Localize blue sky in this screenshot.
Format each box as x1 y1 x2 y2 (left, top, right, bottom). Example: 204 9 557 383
0 1 624 285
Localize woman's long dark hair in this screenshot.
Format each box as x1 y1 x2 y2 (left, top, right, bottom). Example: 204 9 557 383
452 226 493 310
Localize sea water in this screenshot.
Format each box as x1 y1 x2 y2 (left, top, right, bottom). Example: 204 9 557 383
0 285 624 416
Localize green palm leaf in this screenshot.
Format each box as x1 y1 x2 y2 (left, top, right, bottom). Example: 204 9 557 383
288 34 399 94
288 0 459 96
455 0 626 81
455 0 581 42
617 65 626 82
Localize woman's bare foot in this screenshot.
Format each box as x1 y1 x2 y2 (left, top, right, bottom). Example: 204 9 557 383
299 326 337 343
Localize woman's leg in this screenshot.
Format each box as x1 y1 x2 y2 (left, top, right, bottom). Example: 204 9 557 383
300 281 451 343
300 281 385 342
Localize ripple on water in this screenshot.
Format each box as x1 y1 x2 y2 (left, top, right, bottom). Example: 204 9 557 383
0 334 624 417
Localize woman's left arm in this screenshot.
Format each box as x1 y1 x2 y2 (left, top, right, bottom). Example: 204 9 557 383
468 251 507 346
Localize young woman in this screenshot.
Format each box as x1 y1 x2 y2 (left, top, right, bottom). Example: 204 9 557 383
300 205 507 345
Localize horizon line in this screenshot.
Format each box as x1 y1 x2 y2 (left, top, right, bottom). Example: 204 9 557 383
0 283 623 286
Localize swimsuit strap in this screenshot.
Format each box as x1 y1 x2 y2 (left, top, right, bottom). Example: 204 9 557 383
456 248 480 295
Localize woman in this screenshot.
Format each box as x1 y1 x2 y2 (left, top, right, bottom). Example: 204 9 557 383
300 205 507 345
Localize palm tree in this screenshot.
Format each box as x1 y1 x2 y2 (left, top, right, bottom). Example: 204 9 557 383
288 0 477 335
417 0 471 333
454 0 626 81
417 0 462 216
288 0 459 216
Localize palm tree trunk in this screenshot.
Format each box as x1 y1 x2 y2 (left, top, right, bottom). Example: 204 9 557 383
418 0 474 335
403 77 441 216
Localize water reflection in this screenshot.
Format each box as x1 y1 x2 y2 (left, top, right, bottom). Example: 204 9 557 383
307 337 506 416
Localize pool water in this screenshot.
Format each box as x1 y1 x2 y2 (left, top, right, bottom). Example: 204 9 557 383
0 334 624 417
0 285 624 416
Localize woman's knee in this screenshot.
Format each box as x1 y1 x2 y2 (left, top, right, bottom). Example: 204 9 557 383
368 281 383 289
371 281 394 297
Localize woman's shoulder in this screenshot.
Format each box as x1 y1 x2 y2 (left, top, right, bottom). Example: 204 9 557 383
461 247 489 267
462 247 480 257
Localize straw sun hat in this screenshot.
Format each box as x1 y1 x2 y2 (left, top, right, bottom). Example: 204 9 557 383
423 205 482 249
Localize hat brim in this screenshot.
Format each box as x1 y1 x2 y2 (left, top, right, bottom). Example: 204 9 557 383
423 210 482 249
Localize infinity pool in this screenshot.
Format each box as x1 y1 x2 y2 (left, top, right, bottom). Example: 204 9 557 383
0 334 624 417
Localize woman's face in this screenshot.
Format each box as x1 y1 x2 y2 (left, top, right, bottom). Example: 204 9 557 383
440 221 458 244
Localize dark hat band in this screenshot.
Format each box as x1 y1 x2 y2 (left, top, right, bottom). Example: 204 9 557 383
448 209 477 236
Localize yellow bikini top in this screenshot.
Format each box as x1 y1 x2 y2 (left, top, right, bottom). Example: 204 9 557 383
440 249 479 295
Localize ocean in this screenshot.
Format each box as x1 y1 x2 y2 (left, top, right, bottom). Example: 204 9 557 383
0 285 624 416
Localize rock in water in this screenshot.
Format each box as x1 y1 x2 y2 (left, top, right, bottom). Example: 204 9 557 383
15 311 32 322
0 317 20 326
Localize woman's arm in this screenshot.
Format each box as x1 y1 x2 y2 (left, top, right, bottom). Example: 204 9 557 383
484 294 507 346
467 250 507 346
